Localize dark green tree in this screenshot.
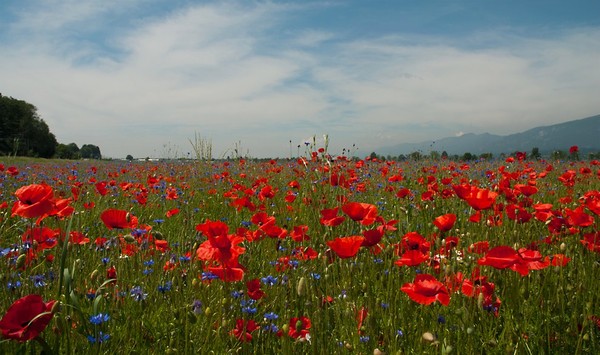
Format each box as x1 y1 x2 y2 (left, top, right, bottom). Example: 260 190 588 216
531 147 541 160
126 154 134 161
55 143 80 159
80 144 102 159
462 152 475 161
0 94 57 157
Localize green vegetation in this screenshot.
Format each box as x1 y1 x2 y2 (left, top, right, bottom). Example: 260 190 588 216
0 154 598 354
0 94 101 159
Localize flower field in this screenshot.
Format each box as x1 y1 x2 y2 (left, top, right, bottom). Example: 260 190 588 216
0 152 599 354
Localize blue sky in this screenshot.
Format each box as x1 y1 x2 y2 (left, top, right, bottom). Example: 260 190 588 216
1 0 599 159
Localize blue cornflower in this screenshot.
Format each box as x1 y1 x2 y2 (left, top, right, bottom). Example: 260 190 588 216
263 312 279 321
31 274 46 287
87 331 110 344
7 280 21 290
143 259 154 267
360 336 370 343
231 290 244 299
288 260 299 268
201 271 219 281
89 313 110 325
101 257 110 265
131 228 147 237
143 268 153 275
240 299 257 314
380 302 389 309
153 219 165 224
179 254 191 262
130 286 147 301
396 329 404 337
261 275 278 286
438 315 446 324
191 300 203 315
310 273 321 280
263 323 279 333
158 281 172 293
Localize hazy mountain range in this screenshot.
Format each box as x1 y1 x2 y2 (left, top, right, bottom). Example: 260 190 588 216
377 114 600 157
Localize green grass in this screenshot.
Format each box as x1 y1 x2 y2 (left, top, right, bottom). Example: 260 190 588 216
0 157 598 354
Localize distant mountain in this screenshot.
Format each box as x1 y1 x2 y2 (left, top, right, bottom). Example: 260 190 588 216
377 114 600 157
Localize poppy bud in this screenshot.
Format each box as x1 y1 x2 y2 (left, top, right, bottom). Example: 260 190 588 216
154 231 164 240
204 306 211 316
297 277 307 296
345 342 354 350
422 332 435 342
477 293 484 309
51 300 61 314
373 349 385 355
192 278 198 288
123 235 136 243
15 254 27 269
560 243 566 251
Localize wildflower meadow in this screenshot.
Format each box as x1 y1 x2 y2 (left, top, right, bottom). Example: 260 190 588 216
0 149 599 354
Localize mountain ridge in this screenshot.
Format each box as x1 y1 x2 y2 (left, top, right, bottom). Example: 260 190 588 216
377 114 600 157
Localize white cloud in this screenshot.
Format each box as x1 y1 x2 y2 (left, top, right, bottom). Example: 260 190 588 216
1 1 599 158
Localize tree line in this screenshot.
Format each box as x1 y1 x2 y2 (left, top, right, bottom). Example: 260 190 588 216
0 94 101 159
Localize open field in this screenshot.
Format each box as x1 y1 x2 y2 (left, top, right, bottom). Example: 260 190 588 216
0 154 598 354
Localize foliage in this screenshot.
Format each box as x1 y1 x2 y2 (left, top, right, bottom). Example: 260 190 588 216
0 94 57 158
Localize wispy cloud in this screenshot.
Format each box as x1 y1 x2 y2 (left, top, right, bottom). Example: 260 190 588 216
1 1 599 158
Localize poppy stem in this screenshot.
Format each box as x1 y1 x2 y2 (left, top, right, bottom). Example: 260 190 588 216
34 336 53 354
57 217 74 299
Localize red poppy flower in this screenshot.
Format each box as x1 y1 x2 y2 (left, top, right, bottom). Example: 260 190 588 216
544 254 571 267
433 213 456 232
288 316 311 340
465 188 498 211
106 266 117 282
565 207 594 227
0 294 56 342
569 145 579 154
11 184 55 219
342 202 378 225
100 209 138 229
22 227 60 251
326 236 365 259
165 208 179 218
69 231 90 245
477 246 529 276
468 241 489 254
401 274 450 306
289 225 310 242
518 247 550 271
246 279 265 300
356 307 368 334
230 319 260 342
196 230 246 266
399 232 431 254
581 232 600 253
394 250 429 267
362 228 383 247
207 264 245 282
319 207 346 227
